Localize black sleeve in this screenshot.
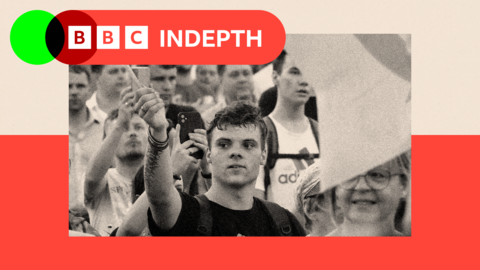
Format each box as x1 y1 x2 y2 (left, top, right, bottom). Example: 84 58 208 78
147 191 201 236
285 210 307 236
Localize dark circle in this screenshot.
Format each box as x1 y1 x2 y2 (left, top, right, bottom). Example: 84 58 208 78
45 16 64 58
54 10 97 65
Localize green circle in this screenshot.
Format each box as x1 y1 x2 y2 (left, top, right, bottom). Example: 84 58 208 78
10 10 55 65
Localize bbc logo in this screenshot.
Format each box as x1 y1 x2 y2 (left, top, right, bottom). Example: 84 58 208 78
68 26 148 49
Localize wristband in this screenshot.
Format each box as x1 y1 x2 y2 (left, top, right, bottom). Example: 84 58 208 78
148 128 169 152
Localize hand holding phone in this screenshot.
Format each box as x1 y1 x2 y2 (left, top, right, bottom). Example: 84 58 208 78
178 112 204 160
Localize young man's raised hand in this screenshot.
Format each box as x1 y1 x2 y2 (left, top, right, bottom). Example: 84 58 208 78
134 87 169 136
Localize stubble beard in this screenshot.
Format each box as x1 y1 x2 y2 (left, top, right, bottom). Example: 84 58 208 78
117 151 145 163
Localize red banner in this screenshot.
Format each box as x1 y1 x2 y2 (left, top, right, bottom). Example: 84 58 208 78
52 10 285 65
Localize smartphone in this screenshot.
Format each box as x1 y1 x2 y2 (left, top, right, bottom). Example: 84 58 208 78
131 66 150 90
178 111 204 160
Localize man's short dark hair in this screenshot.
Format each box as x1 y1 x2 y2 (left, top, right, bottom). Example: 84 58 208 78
272 50 287 75
216 65 226 77
206 102 268 150
91 65 104 74
69 65 91 83
217 65 255 78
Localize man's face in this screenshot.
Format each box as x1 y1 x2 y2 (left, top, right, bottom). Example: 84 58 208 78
275 55 310 105
110 115 149 161
195 65 219 90
207 124 266 188
221 65 254 104
150 66 177 107
69 72 90 112
97 65 130 93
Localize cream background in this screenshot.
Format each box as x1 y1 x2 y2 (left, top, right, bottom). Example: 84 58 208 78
1 0 479 135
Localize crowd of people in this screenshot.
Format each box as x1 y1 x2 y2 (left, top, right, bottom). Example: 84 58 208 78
69 48 411 237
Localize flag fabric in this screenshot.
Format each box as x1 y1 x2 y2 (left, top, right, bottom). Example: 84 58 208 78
285 34 411 192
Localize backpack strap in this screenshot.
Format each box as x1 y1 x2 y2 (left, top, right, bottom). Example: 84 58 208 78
263 116 278 194
194 194 212 236
262 116 321 192
262 116 321 193
263 116 278 169
258 198 293 236
308 117 320 152
274 153 319 159
264 116 320 168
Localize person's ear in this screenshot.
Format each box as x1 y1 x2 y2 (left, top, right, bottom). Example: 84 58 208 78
206 149 212 164
303 199 319 221
272 70 280 86
260 147 267 166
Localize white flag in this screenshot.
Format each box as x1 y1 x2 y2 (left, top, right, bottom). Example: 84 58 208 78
285 34 411 192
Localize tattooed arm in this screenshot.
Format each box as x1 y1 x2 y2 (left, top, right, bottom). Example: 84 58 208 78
134 87 182 231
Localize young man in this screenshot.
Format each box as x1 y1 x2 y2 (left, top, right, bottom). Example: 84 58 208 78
201 65 256 125
69 65 103 219
258 85 318 120
186 65 220 113
133 88 305 236
84 102 148 236
194 65 220 101
173 65 198 105
254 50 320 225
87 65 131 124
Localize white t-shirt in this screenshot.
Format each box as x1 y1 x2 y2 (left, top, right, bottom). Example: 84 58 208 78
69 108 103 216
255 117 319 214
86 169 133 236
86 92 108 125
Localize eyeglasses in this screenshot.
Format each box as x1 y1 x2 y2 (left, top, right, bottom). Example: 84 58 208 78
306 193 331 211
339 170 404 191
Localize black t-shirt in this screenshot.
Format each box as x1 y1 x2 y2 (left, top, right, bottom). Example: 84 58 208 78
147 192 305 236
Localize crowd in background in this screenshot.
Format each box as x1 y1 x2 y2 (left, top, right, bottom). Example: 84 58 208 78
69 47 411 236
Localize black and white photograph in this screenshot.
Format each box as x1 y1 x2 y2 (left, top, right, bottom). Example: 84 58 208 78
68 34 412 237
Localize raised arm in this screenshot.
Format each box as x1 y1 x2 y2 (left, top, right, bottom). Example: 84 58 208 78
134 87 182 230
84 101 133 202
116 192 149 236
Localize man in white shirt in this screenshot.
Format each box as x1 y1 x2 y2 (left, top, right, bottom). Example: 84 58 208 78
254 50 320 226
84 101 148 236
86 65 131 124
69 65 103 219
201 65 255 126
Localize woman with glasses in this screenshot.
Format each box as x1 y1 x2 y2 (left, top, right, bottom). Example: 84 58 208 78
295 163 342 236
327 152 410 236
